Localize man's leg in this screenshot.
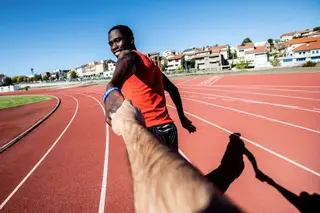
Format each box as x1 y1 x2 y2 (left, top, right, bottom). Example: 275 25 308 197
147 122 178 152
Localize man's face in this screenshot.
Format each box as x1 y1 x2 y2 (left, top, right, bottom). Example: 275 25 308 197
108 29 132 58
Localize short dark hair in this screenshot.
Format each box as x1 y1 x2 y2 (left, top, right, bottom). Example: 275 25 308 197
108 25 134 39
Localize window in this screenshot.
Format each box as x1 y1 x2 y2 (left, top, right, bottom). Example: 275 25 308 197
299 52 301 55
311 56 320 61
283 59 292 62
303 52 305 54
317 50 319 54
296 58 306 62
312 51 315 54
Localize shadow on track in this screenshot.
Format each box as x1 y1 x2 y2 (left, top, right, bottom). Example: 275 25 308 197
204 133 320 213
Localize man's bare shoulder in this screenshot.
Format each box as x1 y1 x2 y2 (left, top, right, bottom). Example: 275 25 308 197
118 50 136 60
117 50 138 73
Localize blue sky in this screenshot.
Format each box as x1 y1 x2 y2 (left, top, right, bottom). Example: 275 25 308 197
0 0 319 77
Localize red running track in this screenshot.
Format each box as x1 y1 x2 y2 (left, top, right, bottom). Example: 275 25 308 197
0 72 319 213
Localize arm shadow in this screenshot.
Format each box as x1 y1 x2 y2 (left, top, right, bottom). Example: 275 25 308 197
205 132 320 213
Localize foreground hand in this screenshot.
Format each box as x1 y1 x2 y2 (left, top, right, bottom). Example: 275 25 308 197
110 100 145 136
181 116 196 133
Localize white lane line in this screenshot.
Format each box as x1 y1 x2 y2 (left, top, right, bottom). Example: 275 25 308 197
0 95 79 210
218 85 320 88
180 90 320 113
178 149 192 164
198 76 219 86
89 92 192 167
81 94 110 213
166 104 320 177
209 76 223 85
204 85 320 93
174 95 320 134
176 78 197 86
179 86 320 102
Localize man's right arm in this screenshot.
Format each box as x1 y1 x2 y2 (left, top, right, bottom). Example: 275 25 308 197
104 51 137 125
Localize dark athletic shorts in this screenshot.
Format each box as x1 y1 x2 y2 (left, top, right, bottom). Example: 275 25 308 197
148 122 178 152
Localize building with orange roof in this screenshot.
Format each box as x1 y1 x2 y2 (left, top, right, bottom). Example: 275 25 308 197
167 54 185 71
280 41 320 66
237 43 255 61
209 45 230 61
191 49 227 70
244 46 269 68
283 37 320 58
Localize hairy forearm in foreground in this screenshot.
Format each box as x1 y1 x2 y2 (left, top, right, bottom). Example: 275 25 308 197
122 123 218 213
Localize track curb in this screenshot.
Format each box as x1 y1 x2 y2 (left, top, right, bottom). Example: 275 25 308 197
0 95 61 153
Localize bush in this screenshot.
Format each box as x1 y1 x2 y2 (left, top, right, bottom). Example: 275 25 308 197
302 61 317 67
270 59 280 67
235 61 249 69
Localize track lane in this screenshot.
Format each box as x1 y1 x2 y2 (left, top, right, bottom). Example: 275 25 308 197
178 86 320 109
184 85 320 99
0 95 76 206
87 92 134 213
178 91 320 131
165 100 319 213
169 96 320 173
0 94 106 212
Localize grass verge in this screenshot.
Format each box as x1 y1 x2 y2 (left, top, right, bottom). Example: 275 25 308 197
0 95 53 109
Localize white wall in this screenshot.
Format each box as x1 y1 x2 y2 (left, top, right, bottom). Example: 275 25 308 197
245 53 255 62
0 85 20 93
167 59 183 70
107 62 115 71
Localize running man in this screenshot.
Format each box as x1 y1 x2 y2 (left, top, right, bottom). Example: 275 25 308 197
104 24 196 151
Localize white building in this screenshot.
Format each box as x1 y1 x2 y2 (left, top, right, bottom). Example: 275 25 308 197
182 48 199 61
167 55 184 71
280 41 320 66
103 60 116 78
280 32 297 41
162 50 175 59
245 46 269 68
237 43 255 61
209 45 230 60
75 66 86 76
284 37 320 57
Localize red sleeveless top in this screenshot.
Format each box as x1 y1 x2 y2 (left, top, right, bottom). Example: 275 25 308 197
121 50 173 128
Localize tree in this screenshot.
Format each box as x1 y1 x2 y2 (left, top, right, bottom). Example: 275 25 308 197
49 76 56 81
11 76 18 83
43 76 49 81
313 26 320 31
3 77 12 86
268 38 274 51
34 74 41 81
17 76 24 83
70 70 78 79
241 37 252 45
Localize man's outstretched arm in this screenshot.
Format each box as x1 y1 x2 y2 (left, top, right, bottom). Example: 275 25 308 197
104 51 137 125
162 73 196 133
110 100 241 213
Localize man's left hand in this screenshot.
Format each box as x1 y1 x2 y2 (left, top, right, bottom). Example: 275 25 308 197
181 117 196 133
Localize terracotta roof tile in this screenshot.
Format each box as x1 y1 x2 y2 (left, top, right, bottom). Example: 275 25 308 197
209 45 228 52
168 55 184 60
284 37 320 46
292 41 320 52
245 46 266 54
238 43 254 49
281 32 296 37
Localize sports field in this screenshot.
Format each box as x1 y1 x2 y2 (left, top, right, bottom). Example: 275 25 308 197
0 95 53 109
0 71 319 213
